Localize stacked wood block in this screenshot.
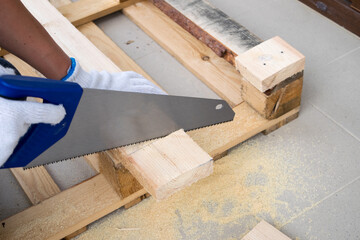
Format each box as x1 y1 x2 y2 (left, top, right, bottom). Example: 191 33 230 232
236 36 305 120
101 130 213 201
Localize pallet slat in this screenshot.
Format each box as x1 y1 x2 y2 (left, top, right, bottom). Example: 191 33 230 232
0 174 147 240
57 0 143 27
10 168 61 205
124 1 244 108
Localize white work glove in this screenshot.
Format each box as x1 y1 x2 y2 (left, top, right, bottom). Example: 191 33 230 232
0 64 66 167
64 58 165 95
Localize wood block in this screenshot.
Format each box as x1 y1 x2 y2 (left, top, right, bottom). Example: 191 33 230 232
242 220 291 240
236 36 305 92
106 129 213 200
240 73 303 119
150 0 262 66
263 111 299 135
99 151 144 199
10 167 61 205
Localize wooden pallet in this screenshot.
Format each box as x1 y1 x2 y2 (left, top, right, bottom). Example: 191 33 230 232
0 0 303 239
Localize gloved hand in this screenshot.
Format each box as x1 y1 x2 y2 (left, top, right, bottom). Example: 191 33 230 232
0 97 66 167
63 58 165 95
0 61 66 167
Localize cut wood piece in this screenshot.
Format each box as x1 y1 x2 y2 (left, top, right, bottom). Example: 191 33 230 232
240 74 303 119
105 129 213 200
21 0 120 72
0 174 147 240
57 0 143 27
10 168 61 205
151 0 262 65
124 1 244 107
236 36 305 92
242 220 291 240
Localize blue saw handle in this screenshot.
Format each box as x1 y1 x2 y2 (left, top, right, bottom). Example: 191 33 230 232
0 75 83 168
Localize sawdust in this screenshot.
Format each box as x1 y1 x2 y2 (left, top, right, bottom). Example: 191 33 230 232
75 135 313 240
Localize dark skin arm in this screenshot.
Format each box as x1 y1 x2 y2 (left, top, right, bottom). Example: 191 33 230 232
0 0 70 80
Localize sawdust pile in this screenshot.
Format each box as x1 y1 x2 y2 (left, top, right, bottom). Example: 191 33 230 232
75 136 314 240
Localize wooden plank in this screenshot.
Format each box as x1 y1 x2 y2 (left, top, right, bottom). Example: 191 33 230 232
57 0 143 27
106 130 213 200
240 75 303 119
235 36 305 93
0 174 147 240
298 0 360 37
124 1 244 107
10 168 61 205
64 227 87 240
151 0 262 65
21 0 121 73
242 221 291 240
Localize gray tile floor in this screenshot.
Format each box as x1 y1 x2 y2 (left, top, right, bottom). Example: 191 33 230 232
0 0 359 239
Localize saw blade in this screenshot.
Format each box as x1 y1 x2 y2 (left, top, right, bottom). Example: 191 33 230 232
24 89 235 168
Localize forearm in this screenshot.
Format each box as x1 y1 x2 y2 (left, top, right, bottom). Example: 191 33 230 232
0 0 70 80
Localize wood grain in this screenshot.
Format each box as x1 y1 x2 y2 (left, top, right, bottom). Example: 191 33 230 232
57 0 143 27
0 174 147 240
242 221 291 240
10 168 60 205
151 0 262 65
106 130 213 200
240 74 303 119
236 36 305 92
124 1 244 107
21 0 121 73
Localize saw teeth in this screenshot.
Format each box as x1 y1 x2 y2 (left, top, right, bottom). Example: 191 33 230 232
23 119 232 170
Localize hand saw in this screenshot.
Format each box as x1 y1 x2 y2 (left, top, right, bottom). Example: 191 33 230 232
0 75 234 169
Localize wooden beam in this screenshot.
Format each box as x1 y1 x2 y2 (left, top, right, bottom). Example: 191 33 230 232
150 0 262 65
10 168 61 205
236 36 305 93
0 174 147 240
21 0 121 73
242 221 291 240
123 1 244 108
105 130 213 200
235 36 304 119
298 0 360 37
57 0 143 27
